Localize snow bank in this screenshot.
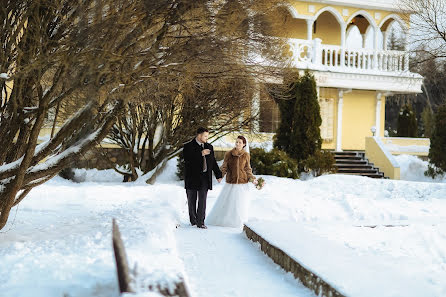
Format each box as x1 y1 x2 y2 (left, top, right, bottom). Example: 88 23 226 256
246 174 446 296
0 176 189 297
395 154 446 183
71 168 124 183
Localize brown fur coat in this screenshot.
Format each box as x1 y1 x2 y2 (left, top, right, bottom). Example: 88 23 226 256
221 148 255 184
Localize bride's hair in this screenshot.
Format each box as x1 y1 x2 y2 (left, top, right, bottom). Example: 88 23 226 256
237 135 247 148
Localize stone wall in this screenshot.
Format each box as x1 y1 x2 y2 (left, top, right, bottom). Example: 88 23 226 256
243 225 346 297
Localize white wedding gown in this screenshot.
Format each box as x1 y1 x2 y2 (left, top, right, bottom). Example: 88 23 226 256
206 181 251 228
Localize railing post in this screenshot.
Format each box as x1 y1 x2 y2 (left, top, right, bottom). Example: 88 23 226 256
404 53 409 71
312 38 322 66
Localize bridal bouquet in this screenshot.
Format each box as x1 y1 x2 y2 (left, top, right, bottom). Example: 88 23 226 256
252 177 265 190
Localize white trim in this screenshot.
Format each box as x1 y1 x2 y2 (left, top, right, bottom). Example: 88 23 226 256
313 71 423 94
379 14 408 31
277 2 300 19
336 90 344 151
308 5 316 13
305 0 401 12
306 19 314 40
314 6 346 26
375 92 382 137
346 10 377 28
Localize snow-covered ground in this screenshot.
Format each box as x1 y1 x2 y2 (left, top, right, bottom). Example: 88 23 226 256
395 154 446 183
0 165 187 297
1 155 446 296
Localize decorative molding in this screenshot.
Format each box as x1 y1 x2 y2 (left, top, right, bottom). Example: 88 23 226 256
346 10 377 28
314 6 346 25
312 71 423 94
308 4 316 13
304 0 401 12
342 9 349 16
379 14 408 31
374 12 381 20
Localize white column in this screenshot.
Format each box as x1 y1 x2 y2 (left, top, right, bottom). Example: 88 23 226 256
375 92 382 138
361 34 367 48
306 19 314 40
382 31 388 50
340 23 346 67
373 26 379 69
313 38 322 65
251 83 261 132
336 90 344 151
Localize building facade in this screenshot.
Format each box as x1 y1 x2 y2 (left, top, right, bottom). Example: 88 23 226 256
254 0 423 151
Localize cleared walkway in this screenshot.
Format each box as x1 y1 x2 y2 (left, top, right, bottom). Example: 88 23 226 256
175 224 315 297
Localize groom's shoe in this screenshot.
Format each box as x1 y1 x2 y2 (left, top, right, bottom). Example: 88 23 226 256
197 224 208 229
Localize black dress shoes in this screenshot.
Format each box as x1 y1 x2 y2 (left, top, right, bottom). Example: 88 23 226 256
197 224 208 229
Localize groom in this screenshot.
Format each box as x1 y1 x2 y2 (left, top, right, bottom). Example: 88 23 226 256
183 127 222 229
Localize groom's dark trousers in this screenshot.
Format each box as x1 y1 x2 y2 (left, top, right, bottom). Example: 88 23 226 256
186 173 208 225
183 138 222 226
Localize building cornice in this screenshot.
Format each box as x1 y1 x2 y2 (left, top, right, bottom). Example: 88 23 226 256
303 0 403 13
309 70 423 94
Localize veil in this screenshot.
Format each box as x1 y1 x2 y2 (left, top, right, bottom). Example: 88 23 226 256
244 138 250 154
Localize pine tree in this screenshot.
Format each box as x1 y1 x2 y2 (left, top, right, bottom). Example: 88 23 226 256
273 84 297 152
290 71 322 165
421 106 434 138
426 104 446 178
397 104 418 137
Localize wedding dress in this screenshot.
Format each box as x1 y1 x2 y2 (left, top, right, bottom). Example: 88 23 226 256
205 181 251 228
206 141 252 229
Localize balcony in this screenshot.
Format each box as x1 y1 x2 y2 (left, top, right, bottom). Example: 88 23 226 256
286 38 422 93
289 38 410 73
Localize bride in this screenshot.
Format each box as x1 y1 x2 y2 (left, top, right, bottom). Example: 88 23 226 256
206 135 256 228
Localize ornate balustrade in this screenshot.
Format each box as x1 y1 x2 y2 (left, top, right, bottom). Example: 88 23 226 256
288 38 410 74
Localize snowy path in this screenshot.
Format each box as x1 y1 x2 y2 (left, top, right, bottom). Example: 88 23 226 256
175 225 315 297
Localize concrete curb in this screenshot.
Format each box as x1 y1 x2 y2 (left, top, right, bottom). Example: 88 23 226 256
243 224 347 297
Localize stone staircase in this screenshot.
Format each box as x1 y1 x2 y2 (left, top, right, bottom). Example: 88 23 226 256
333 151 386 178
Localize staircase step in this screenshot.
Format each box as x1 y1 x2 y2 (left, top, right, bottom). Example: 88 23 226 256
334 152 359 156
337 169 379 174
335 164 374 169
334 156 362 160
340 172 385 178
335 160 368 165
331 150 386 179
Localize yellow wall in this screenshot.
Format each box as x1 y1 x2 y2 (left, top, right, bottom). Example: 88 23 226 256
313 12 341 45
341 90 376 150
365 137 400 179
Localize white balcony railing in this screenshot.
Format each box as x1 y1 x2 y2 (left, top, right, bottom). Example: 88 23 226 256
288 38 410 74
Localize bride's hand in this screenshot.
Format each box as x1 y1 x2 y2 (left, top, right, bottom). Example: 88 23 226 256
252 178 258 185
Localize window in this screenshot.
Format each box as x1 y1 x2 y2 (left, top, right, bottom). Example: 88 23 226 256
318 97 334 141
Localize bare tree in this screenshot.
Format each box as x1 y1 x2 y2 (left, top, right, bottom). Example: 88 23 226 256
0 0 290 230
400 0 446 61
105 0 290 182
108 75 261 182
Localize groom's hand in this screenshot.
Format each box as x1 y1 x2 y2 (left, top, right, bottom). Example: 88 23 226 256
217 178 222 183
202 149 210 156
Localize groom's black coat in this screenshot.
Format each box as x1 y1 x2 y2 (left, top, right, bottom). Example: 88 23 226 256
183 138 222 190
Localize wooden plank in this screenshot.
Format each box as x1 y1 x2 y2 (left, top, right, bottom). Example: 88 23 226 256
112 218 133 293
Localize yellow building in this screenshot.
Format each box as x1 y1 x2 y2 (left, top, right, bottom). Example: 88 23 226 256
249 0 423 152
